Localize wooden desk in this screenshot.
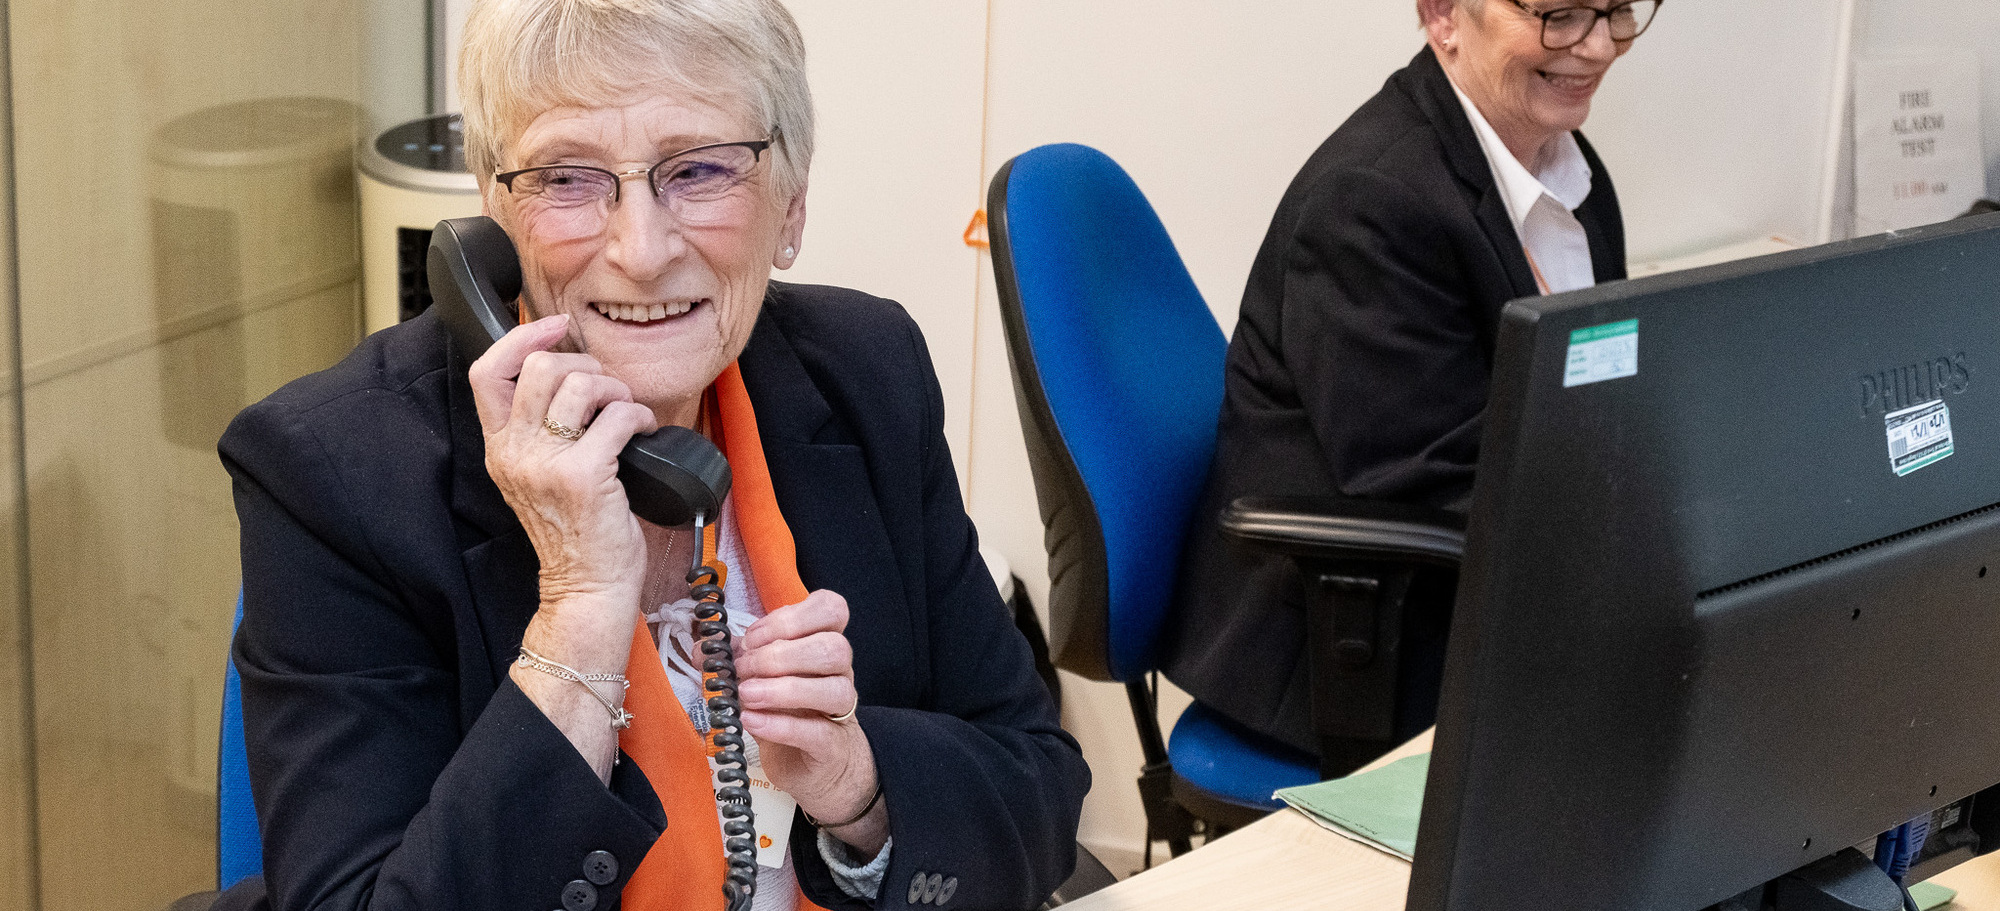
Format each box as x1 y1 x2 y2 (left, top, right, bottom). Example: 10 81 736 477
1064 731 2000 910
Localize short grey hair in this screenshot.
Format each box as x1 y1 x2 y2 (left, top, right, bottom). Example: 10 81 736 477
1419 0 1485 27
459 0 815 199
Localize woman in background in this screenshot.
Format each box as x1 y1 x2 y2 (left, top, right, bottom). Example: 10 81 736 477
1168 0 1659 759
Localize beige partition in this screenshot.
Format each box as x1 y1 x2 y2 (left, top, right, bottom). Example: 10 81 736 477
8 0 363 906
0 23 31 904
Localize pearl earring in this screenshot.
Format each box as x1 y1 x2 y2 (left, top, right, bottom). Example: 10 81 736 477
783 246 796 258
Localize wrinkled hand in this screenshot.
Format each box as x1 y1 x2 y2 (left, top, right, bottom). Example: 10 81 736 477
469 313 660 645
735 590 886 851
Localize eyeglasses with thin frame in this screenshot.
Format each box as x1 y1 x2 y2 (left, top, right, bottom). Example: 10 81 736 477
1506 0 1661 50
494 138 773 230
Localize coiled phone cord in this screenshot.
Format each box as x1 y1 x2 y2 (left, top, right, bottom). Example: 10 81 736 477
689 514 757 911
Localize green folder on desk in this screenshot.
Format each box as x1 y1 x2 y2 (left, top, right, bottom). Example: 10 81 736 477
1275 752 1430 860
1273 752 1957 910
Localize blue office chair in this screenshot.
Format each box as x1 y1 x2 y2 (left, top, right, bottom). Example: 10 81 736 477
163 596 259 911
986 143 1464 854
219 593 261 890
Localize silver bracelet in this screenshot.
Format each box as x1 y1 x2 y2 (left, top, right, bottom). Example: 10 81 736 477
517 646 634 731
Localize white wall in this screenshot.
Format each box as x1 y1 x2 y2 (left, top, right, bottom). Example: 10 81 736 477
1585 5 1848 257
978 3 1424 333
779 3 991 483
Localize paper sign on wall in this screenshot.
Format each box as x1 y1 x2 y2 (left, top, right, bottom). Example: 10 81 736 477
1852 54 1988 236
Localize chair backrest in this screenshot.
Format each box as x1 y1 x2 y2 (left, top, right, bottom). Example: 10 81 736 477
219 592 262 889
987 143 1226 683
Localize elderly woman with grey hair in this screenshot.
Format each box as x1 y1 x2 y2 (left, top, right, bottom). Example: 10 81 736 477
1167 0 1660 761
213 1 1086 909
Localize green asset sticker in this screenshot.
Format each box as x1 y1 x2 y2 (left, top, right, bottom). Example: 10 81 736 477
1564 319 1638 387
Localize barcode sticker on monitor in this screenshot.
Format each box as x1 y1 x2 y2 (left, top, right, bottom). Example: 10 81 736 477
1885 400 1954 476
1563 319 1639 387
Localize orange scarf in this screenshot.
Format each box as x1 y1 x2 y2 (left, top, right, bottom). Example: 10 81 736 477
617 362 826 911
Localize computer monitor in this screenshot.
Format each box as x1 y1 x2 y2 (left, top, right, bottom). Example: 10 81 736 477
1407 212 2000 911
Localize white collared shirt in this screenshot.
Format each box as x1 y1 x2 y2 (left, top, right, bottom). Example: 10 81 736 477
1447 80 1597 295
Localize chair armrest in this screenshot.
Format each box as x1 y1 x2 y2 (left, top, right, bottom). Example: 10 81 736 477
1222 497 1464 776
1219 496 1465 568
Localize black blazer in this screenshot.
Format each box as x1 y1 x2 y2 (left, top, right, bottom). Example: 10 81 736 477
215 282 1087 911
1163 47 1627 755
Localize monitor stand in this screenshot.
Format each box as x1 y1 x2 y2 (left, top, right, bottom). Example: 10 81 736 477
1707 849 1908 911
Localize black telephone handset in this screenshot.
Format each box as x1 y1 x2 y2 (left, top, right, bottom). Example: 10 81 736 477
427 216 758 911
428 216 732 528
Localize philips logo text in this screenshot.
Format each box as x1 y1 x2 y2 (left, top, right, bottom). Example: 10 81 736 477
1860 353 1971 417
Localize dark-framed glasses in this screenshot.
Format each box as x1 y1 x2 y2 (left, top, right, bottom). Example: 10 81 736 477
1507 0 1661 50
494 138 773 224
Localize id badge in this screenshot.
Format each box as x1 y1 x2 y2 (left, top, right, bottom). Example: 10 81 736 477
743 757 796 869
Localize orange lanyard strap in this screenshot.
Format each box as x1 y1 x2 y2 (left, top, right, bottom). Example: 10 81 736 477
619 362 829 911
1522 245 1552 295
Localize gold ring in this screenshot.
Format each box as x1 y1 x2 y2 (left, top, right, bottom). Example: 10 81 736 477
542 417 584 441
827 694 859 724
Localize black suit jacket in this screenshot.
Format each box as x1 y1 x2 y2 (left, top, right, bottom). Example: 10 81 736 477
1163 47 1627 754
215 282 1087 911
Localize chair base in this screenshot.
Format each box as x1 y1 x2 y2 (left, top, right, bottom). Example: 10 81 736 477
1167 773 1277 834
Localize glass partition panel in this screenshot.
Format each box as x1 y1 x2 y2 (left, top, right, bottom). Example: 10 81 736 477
8 0 365 906
1 8 35 905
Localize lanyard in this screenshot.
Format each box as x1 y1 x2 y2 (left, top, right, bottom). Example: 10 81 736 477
1522 245 1552 296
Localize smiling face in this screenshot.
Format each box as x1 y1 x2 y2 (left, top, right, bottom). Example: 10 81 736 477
484 89 806 428
1423 0 1631 167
